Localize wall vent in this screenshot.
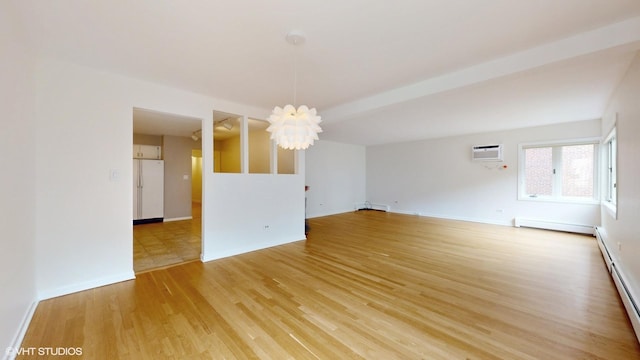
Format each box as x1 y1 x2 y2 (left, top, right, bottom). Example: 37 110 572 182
472 144 503 161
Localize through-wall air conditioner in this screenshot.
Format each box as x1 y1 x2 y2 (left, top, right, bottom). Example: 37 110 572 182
472 144 503 161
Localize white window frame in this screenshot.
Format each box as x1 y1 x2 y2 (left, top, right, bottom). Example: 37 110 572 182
602 126 617 218
518 137 600 204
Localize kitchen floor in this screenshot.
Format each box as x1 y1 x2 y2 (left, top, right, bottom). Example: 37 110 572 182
133 202 202 273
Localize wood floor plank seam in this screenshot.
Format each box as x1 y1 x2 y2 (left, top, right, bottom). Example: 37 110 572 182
19 211 640 359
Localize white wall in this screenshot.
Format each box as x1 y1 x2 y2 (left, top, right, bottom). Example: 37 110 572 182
305 140 367 218
0 6 38 356
601 52 640 306
34 59 305 298
203 173 305 260
367 119 601 226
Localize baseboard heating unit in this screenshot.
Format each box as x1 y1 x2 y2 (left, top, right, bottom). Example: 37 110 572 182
354 202 389 212
514 217 594 235
595 227 613 273
612 264 640 341
595 227 640 342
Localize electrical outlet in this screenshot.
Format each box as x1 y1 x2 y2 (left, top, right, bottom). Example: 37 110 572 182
263 225 270 230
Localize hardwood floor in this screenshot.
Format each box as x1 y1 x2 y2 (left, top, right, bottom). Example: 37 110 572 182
133 202 202 273
20 211 640 359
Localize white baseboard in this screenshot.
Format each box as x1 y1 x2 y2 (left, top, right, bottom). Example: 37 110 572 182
514 217 595 234
391 210 513 227
164 216 193 222
3 300 38 360
37 271 135 301
310 208 513 227
307 207 356 219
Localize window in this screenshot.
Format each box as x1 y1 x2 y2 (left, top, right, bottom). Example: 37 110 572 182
603 127 617 213
519 139 599 203
212 110 298 174
277 146 295 174
248 118 271 174
213 113 241 173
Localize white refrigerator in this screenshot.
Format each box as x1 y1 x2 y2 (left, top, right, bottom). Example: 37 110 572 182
133 159 164 224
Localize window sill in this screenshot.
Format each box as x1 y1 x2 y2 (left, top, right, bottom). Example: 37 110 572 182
602 201 618 219
518 196 600 205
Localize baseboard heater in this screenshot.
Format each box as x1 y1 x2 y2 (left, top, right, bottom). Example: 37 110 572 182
612 264 640 341
595 227 640 342
514 217 594 235
354 202 389 212
595 227 613 273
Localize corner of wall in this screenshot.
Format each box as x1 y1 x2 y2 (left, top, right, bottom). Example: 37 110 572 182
3 300 39 360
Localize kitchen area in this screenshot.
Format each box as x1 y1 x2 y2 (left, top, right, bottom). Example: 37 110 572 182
132 108 203 272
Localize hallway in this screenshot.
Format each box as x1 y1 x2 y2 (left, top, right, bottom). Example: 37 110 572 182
133 202 201 273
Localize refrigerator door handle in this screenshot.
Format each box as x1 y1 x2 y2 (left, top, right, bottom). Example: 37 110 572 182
138 162 143 188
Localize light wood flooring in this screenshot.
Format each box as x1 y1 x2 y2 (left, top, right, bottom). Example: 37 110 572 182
20 211 640 359
133 202 202 273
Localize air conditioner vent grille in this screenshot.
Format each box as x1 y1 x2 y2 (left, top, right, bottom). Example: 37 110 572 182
472 144 503 161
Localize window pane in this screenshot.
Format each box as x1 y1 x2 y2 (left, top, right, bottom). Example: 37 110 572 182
610 136 617 203
524 147 553 196
248 118 271 174
213 113 241 173
277 147 295 174
605 131 617 204
561 144 593 198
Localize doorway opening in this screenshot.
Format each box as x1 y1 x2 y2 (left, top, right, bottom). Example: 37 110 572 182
132 107 203 273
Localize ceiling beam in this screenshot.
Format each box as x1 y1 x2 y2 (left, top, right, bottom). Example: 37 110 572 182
321 16 640 124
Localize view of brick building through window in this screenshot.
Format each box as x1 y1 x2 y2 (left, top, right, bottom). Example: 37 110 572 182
524 144 594 198
562 145 594 197
525 147 553 196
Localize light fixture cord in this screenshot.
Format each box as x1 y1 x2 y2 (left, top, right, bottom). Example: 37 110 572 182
293 39 298 108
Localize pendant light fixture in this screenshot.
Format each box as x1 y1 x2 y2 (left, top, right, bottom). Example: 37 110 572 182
266 31 322 150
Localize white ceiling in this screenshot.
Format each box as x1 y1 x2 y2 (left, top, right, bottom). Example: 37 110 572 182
10 0 640 145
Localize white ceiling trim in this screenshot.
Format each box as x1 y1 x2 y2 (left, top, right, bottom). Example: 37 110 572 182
322 16 640 124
